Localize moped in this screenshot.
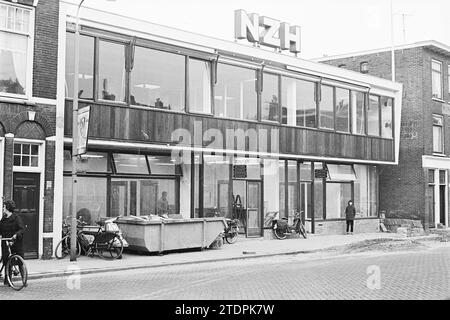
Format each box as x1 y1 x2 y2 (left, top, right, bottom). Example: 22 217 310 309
272 211 307 240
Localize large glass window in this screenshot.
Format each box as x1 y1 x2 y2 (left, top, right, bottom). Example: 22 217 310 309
314 162 324 219
368 95 380 136
354 165 378 217
131 46 185 111
98 40 126 102
111 178 177 216
214 63 257 121
64 151 108 172
63 176 107 225
319 85 334 129
352 91 366 134
0 3 31 96
335 88 350 132
432 59 443 99
278 160 286 219
433 114 443 153
261 73 279 122
189 58 211 113
113 153 149 174
203 155 230 217
147 155 176 175
263 159 280 226
65 32 95 99
281 77 316 127
381 97 393 138
326 183 352 219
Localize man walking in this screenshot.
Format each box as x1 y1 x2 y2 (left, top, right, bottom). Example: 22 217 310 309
345 200 356 235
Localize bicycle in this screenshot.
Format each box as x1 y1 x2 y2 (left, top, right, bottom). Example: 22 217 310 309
54 216 83 259
223 218 239 244
272 211 307 240
55 217 124 260
0 238 28 290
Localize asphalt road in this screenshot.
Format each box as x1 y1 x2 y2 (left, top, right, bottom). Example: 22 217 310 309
0 246 448 300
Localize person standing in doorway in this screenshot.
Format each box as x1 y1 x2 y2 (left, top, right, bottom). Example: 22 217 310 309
345 200 356 235
0 200 25 285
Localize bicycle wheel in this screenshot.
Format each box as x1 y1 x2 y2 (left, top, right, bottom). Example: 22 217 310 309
55 235 81 259
225 231 238 244
97 234 123 260
273 223 287 240
6 255 28 291
299 223 307 239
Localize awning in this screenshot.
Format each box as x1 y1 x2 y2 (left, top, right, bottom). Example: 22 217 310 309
326 164 356 181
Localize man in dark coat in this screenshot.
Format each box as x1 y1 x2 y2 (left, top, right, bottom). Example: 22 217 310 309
0 200 25 285
345 200 356 235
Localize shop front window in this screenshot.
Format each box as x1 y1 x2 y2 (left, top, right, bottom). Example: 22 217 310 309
189 58 211 114
314 162 324 219
214 63 257 121
203 154 230 218
98 40 126 102
64 151 108 172
278 160 286 219
63 176 107 225
113 153 149 175
261 73 279 122
130 46 185 111
326 183 352 219
319 85 334 129
263 159 280 226
65 32 95 99
110 178 177 217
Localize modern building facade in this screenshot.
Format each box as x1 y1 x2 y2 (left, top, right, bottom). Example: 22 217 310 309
0 0 59 259
57 2 402 244
316 40 450 230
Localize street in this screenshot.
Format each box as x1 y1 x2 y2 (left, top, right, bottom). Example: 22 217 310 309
0 246 448 300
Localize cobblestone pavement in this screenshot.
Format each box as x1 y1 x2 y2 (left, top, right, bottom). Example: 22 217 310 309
0 246 448 300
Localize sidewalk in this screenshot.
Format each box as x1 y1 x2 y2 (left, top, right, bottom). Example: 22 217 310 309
25 232 437 280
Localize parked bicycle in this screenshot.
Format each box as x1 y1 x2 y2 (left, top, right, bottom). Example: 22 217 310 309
223 218 239 244
0 237 28 290
55 217 125 260
272 211 307 240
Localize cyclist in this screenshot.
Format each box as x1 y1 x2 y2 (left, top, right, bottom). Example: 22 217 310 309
0 200 25 286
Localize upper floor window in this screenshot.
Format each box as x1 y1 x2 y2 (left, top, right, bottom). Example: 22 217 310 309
98 40 126 103
131 46 185 111
432 59 443 99
214 63 257 121
381 96 393 138
189 58 211 114
65 32 95 99
335 88 350 133
281 76 316 128
0 3 32 97
319 85 334 129
352 91 366 135
261 73 279 122
368 95 380 136
433 114 443 153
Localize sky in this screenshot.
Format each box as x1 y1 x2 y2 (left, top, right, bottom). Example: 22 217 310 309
68 0 450 59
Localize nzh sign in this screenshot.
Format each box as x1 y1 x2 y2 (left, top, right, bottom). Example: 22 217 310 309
234 9 301 54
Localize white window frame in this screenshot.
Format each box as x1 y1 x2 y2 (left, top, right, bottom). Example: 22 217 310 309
0 0 35 101
431 59 443 100
432 114 444 154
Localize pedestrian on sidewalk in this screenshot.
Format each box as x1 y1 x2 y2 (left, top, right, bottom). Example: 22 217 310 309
345 200 356 235
0 200 25 286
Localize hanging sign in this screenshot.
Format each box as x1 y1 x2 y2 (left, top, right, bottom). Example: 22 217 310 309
234 9 301 54
76 105 91 155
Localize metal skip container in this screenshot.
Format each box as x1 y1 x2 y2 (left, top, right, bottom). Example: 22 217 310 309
115 217 227 253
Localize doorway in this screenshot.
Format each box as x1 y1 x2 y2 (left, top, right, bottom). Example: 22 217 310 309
232 180 262 237
13 173 40 259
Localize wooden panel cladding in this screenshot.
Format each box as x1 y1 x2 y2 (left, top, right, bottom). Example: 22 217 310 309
64 101 395 162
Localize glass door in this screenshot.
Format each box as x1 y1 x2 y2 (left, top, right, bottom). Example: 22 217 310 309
246 181 261 237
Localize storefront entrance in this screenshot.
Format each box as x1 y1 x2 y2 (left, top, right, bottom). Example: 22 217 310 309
232 180 262 237
13 173 40 259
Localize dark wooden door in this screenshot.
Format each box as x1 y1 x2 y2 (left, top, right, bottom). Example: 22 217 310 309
13 173 40 259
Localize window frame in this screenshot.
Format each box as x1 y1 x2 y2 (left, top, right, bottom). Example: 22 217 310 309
432 114 444 154
186 56 214 115
0 2 35 101
318 84 335 131
367 94 381 137
334 86 351 133
260 71 281 124
431 59 443 100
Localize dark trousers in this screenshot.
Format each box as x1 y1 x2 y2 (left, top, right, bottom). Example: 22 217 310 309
346 220 354 233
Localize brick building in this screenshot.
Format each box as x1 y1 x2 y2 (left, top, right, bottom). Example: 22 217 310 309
316 41 450 230
0 0 60 259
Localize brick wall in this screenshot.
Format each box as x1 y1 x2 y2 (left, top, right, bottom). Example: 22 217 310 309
33 0 59 99
312 219 380 235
